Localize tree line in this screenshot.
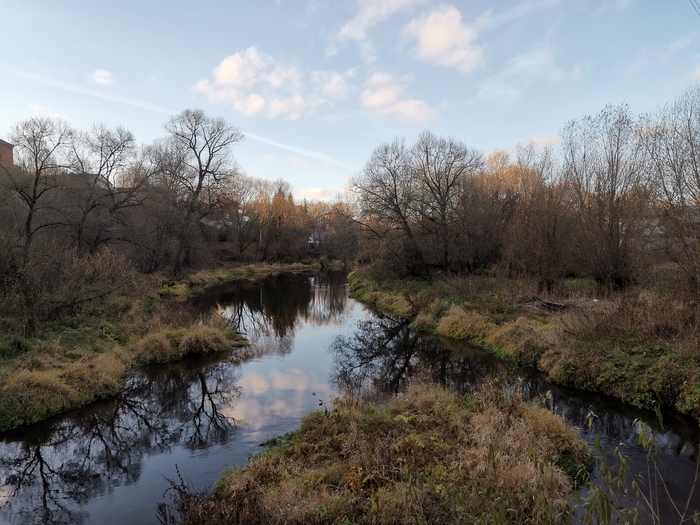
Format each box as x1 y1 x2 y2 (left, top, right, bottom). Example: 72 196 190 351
5 84 700 335
350 85 700 300
0 109 356 335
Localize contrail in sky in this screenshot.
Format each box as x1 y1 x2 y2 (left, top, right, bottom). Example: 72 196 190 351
0 63 177 115
242 131 355 171
0 63 354 170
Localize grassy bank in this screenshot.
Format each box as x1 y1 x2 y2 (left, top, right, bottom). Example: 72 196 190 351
161 260 346 298
0 261 337 431
348 270 700 419
161 382 591 525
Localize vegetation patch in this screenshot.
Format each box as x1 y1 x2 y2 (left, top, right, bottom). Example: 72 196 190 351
349 272 700 419
160 383 591 525
0 264 262 431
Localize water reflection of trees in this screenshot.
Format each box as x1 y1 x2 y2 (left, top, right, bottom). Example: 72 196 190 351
194 273 351 359
330 314 510 399
0 356 241 525
330 314 700 518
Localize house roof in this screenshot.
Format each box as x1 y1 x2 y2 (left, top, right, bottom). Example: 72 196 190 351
0 139 13 147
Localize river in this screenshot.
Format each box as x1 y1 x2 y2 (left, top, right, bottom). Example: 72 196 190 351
0 273 698 524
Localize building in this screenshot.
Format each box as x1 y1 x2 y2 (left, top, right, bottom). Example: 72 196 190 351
0 139 14 166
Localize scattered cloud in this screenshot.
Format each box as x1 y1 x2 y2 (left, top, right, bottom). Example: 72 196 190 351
0 62 176 115
691 64 700 80
327 0 428 62
296 187 345 201
361 72 438 124
27 104 68 119
89 69 114 86
262 154 277 162
530 134 560 146
631 35 694 71
477 42 584 104
288 155 312 167
595 0 634 15
194 47 356 120
306 0 327 13
475 0 561 32
242 130 356 170
401 5 483 74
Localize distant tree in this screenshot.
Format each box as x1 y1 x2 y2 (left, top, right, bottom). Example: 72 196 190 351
501 143 574 292
350 133 492 279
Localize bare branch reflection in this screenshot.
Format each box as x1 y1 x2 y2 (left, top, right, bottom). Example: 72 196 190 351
0 356 241 525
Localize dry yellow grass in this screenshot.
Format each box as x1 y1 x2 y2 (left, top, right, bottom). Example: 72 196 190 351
165 383 590 525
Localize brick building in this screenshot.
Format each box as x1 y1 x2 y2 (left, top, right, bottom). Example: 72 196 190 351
0 139 14 166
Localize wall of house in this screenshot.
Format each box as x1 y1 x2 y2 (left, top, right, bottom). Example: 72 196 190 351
0 143 13 166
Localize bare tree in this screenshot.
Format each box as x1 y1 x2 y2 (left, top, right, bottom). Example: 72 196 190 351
644 85 700 298
63 123 139 254
158 109 244 273
502 143 574 292
412 131 484 274
561 104 651 289
5 116 76 268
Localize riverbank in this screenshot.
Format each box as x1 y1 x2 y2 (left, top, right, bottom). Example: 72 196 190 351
348 270 700 419
0 262 330 432
162 382 591 525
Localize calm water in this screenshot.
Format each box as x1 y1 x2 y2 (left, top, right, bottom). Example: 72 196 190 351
0 273 698 524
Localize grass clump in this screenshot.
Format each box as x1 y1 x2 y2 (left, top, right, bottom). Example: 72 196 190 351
161 382 591 525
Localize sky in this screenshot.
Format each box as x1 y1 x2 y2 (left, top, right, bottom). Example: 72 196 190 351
1 0 699 200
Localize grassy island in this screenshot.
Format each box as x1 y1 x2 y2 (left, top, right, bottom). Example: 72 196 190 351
163 383 590 525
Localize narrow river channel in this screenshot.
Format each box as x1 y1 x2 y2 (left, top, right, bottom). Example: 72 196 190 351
0 273 698 524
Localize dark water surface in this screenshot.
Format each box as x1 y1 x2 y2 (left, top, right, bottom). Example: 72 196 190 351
0 273 699 524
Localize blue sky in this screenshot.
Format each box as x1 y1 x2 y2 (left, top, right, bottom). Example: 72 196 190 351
1 0 699 200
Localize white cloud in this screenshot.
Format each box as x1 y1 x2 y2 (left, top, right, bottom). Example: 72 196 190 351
401 5 483 74
89 69 113 86
243 130 356 170
296 187 345 201
691 65 700 80
0 62 175 115
288 155 312 167
595 0 634 15
194 47 356 120
478 42 585 104
475 0 561 32
327 0 428 61
27 104 68 119
631 35 694 71
361 72 437 124
530 134 560 147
